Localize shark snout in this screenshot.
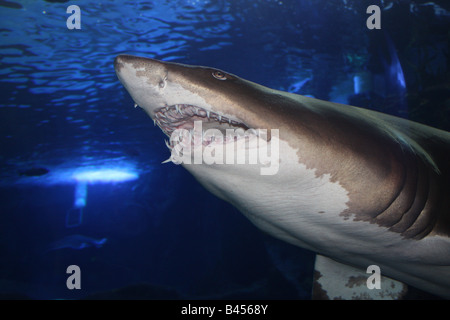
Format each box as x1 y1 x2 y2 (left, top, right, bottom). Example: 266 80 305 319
114 55 171 113
114 55 141 79
114 55 137 85
113 54 127 71
114 54 167 76
114 54 147 70
115 55 170 87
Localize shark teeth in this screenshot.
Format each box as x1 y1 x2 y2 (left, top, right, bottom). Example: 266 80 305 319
153 104 249 138
161 156 173 164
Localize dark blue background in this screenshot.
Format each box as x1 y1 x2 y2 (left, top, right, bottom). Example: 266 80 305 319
0 0 448 299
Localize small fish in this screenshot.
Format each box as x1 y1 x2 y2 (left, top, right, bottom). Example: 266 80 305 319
288 77 311 93
43 0 71 3
0 0 23 9
19 167 49 177
43 234 107 253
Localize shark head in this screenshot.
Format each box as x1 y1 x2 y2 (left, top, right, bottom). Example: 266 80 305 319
114 55 283 176
114 55 275 137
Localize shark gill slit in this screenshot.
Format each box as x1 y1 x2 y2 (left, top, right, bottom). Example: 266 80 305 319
402 170 441 239
390 160 429 235
373 154 417 226
368 151 440 239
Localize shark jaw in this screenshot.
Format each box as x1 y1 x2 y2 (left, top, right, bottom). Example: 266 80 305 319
156 105 279 175
153 104 250 139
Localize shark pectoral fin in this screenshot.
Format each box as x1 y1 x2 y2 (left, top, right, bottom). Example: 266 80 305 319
312 255 407 300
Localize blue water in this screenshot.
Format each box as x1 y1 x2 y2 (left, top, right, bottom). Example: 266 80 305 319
0 0 449 299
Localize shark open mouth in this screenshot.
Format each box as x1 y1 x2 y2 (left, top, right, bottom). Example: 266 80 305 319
153 104 251 144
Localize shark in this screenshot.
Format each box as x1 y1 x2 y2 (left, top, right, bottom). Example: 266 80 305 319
114 54 450 299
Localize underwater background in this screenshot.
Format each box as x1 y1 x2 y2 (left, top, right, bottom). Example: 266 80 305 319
0 0 449 299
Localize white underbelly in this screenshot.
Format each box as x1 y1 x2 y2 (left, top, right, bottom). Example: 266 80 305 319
185 138 450 298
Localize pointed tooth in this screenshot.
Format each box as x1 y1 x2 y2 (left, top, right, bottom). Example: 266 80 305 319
153 119 156 126
206 110 210 119
218 114 222 121
134 103 138 108
161 157 173 164
164 139 171 149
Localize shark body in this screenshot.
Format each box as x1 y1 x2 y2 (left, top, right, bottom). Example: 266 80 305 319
115 55 450 299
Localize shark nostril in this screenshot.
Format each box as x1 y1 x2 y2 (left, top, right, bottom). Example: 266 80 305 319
159 80 165 88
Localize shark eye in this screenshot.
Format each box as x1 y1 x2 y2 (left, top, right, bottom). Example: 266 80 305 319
212 70 227 80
